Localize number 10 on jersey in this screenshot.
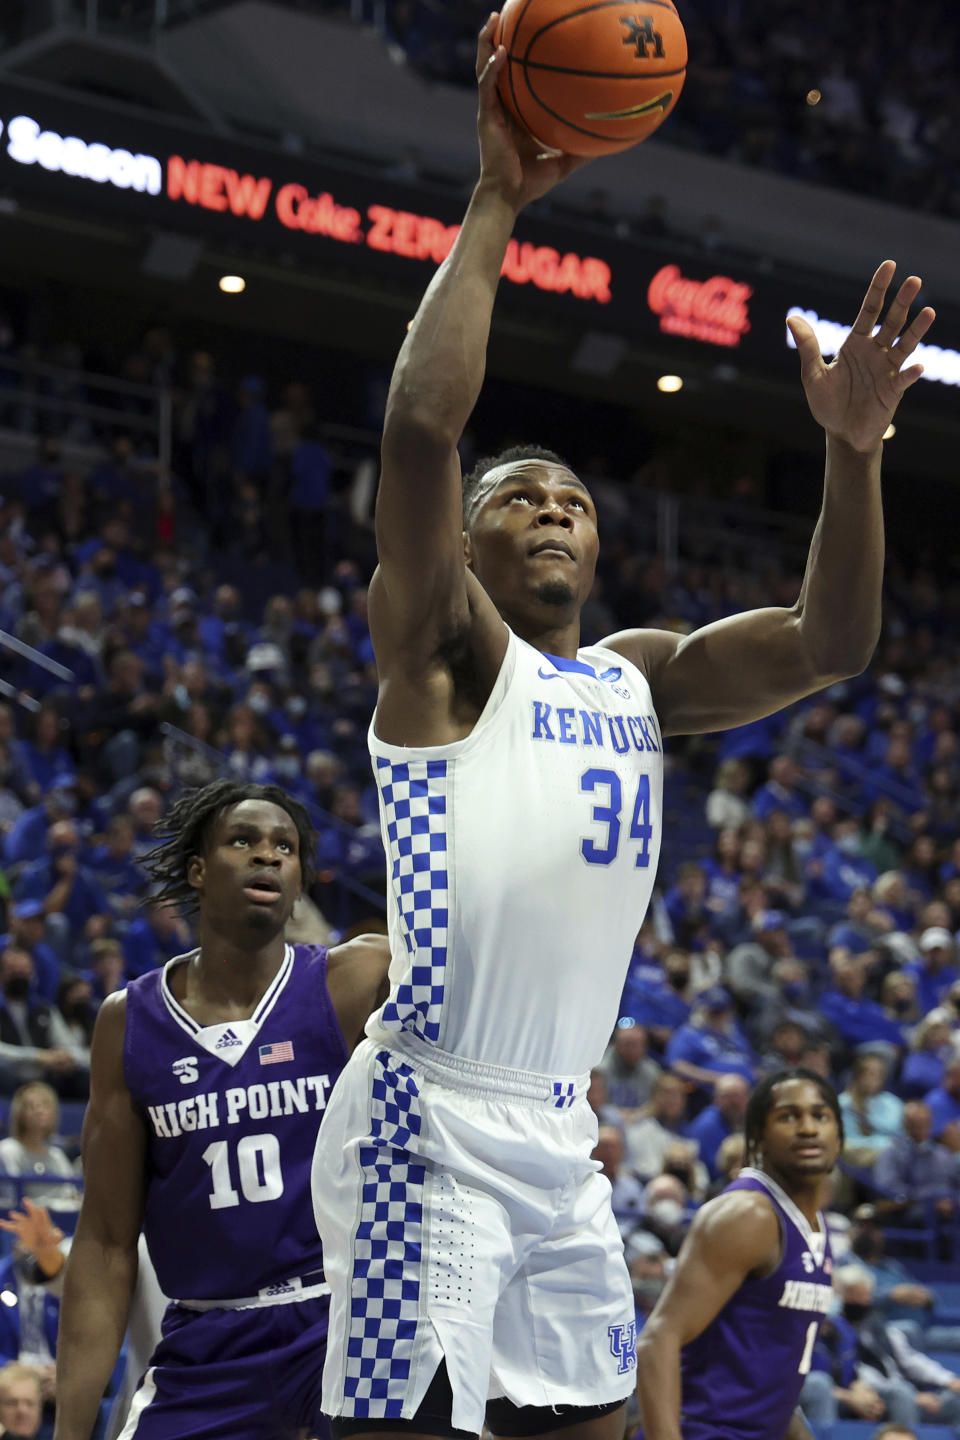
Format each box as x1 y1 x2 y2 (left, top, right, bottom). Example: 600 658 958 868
580 769 653 868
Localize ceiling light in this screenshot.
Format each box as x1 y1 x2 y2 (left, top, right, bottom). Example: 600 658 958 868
657 375 683 393
806 89 822 106
218 274 246 294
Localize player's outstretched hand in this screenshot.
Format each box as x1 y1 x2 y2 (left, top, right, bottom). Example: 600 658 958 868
476 13 590 213
0 1198 64 1255
787 261 936 453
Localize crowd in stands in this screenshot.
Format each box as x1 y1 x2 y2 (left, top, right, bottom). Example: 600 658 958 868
0 310 957 1434
353 0 960 225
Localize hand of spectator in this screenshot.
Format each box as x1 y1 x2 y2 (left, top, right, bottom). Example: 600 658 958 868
787 261 934 453
846 1382 885 1420
37 1360 56 1404
42 1048 77 1074
916 1393 942 1416
890 1283 933 1308
940 1123 960 1153
0 1199 64 1272
947 1379 960 1396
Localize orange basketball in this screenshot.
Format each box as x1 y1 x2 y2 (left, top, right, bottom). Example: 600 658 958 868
495 0 687 157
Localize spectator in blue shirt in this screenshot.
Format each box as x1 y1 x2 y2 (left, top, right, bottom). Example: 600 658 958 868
901 1009 956 1100
828 887 888 956
289 427 333 585
839 1053 904 1161
620 951 694 1051
815 818 880 903
18 708 73 798
86 815 145 920
0 904 61 1005
685 1072 749 1178
925 1054 960 1142
232 375 273 489
751 754 808 821
663 862 711 951
872 1100 958 1222
13 821 108 958
850 1221 960 1349
665 987 756 1092
819 951 905 1060
122 898 193 979
904 928 959 1015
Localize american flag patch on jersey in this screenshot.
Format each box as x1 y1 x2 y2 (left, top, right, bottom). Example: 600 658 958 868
259 1041 294 1065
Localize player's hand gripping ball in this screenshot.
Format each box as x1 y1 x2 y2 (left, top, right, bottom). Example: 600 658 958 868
495 0 687 157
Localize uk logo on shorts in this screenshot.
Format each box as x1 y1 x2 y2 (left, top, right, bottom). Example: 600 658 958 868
608 1321 637 1374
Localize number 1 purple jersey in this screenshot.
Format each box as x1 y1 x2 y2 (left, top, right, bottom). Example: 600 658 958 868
124 943 349 1303
678 1168 833 1440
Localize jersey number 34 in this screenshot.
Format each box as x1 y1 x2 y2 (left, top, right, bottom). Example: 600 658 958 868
580 769 653 868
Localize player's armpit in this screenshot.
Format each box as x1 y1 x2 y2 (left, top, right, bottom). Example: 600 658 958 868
603 609 828 740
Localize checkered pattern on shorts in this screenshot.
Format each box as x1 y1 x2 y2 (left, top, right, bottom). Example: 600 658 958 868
553 1081 576 1110
345 1051 425 1418
375 757 449 1044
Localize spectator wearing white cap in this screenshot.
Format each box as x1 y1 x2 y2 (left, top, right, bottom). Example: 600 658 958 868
904 927 959 1014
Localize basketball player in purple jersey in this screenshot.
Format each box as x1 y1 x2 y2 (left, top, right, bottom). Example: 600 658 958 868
636 1070 843 1440
52 780 390 1440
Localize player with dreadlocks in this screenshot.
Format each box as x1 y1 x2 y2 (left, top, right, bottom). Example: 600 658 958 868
53 779 391 1440
636 1069 843 1440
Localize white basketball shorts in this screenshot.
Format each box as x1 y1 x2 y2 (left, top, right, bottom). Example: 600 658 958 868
312 1035 637 1436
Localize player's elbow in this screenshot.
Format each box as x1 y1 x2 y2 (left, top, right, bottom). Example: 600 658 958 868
795 610 879 686
382 378 462 458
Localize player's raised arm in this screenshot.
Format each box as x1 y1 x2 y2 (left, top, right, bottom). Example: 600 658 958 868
371 16 586 676
53 994 146 1440
635 1190 780 1440
604 263 936 738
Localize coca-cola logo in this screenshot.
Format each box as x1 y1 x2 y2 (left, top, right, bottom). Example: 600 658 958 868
647 264 753 348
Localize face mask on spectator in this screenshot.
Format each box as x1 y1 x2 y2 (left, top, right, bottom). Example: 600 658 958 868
286 696 308 719
842 1301 870 1323
273 757 300 780
4 976 30 1000
247 693 270 715
782 982 806 1001
667 971 689 991
836 834 861 855
647 1198 685 1229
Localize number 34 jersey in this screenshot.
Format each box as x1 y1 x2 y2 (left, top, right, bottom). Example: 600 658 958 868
123 944 349 1303
367 628 664 1077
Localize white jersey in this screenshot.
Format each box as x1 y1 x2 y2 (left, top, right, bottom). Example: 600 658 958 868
366 628 664 1075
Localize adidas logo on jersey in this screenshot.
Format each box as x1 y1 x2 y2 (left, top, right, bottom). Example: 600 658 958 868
215 1028 243 1051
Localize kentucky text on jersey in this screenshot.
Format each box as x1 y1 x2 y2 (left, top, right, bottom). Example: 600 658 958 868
147 1074 332 1138
531 704 661 752
777 1279 833 1314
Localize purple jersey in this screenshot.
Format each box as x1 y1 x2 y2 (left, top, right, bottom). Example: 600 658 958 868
124 943 349 1302
679 1168 833 1440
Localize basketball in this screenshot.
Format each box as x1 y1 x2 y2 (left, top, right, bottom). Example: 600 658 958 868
495 0 687 157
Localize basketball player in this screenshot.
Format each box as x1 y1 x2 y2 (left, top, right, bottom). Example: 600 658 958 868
311 15 934 1440
52 780 390 1440
635 1070 842 1440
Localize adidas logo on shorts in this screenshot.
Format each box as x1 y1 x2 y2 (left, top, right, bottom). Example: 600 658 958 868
215 1028 243 1050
